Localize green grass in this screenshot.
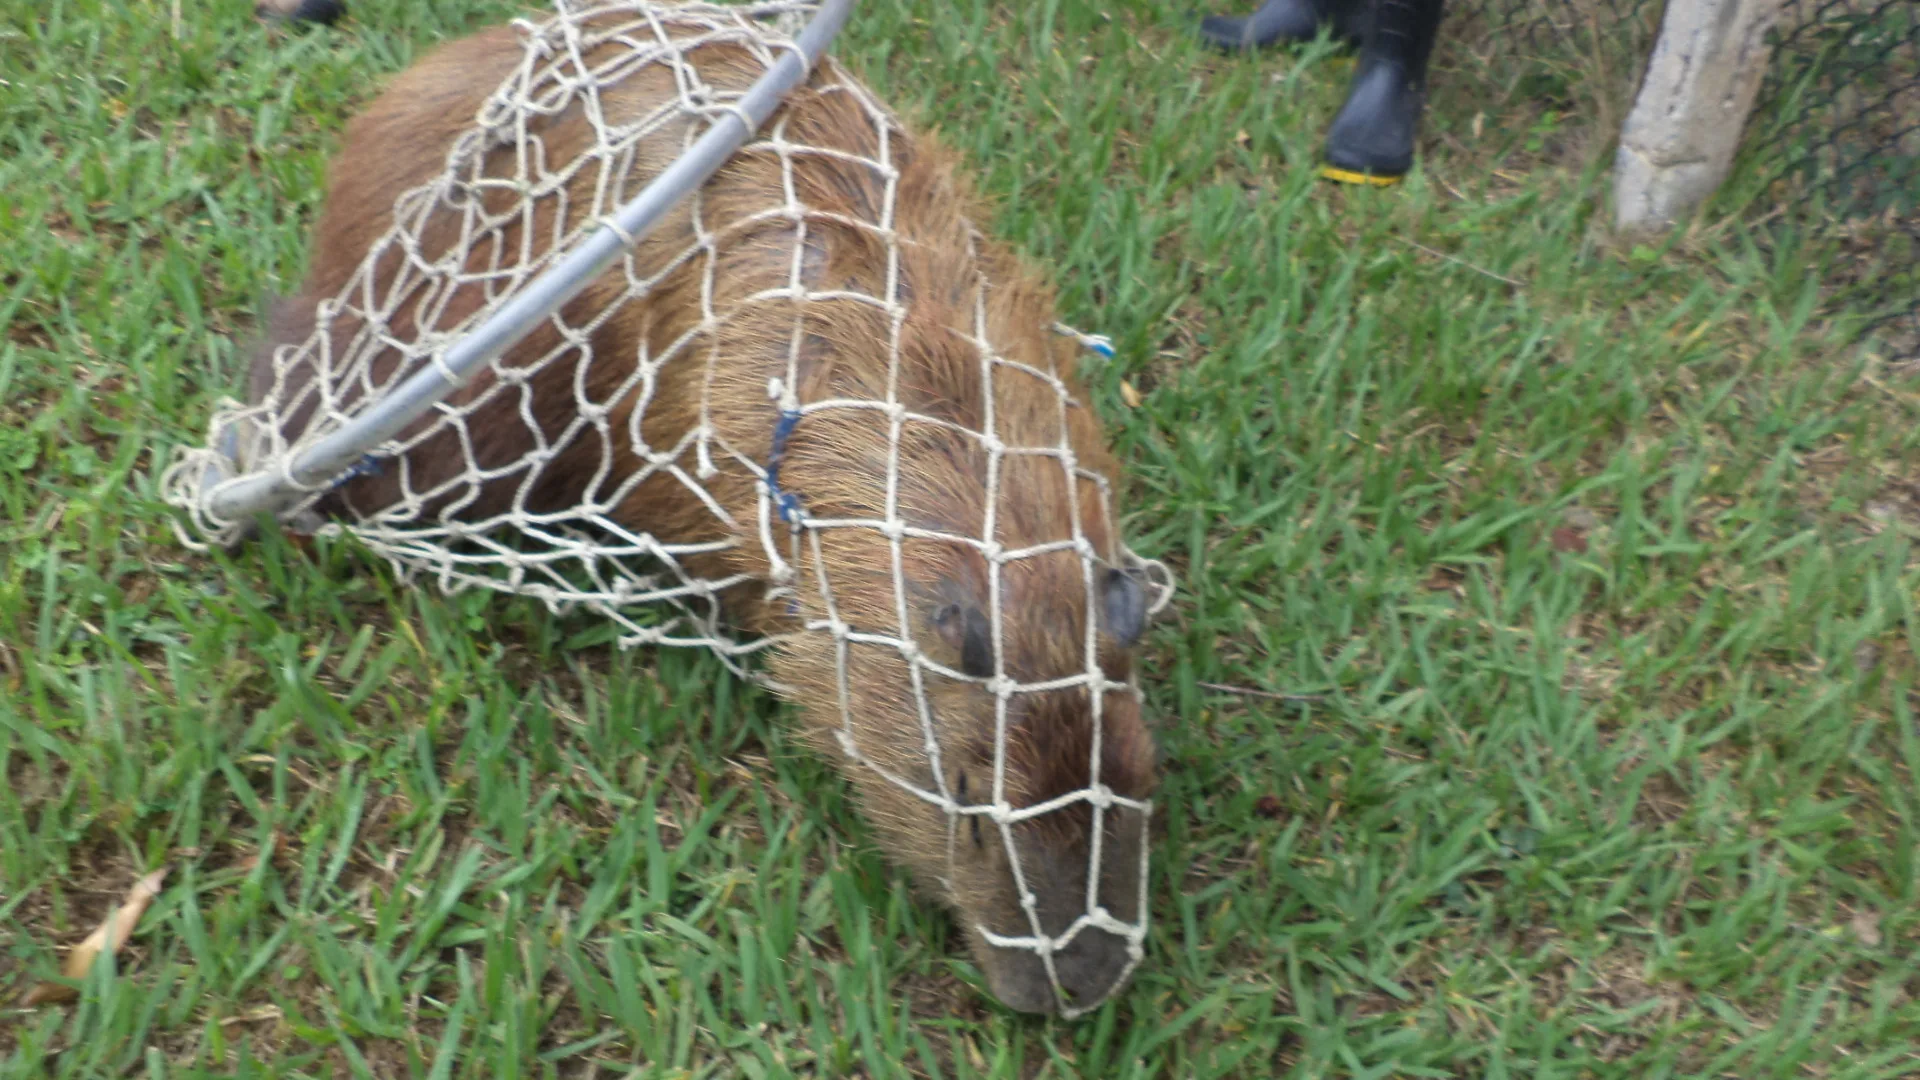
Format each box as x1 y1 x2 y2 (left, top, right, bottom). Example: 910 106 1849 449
4 0 1919 1076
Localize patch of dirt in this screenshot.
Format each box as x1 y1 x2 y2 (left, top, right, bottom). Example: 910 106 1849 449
1632 768 1692 830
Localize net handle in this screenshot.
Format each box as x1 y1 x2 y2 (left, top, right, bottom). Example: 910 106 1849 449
196 0 860 526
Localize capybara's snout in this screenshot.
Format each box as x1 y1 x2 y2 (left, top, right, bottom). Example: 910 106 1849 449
984 925 1137 1016
968 796 1153 1015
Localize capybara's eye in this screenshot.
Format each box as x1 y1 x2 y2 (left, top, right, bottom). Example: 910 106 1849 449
932 603 961 633
932 601 994 678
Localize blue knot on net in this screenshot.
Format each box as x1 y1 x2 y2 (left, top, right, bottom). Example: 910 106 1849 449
764 408 805 525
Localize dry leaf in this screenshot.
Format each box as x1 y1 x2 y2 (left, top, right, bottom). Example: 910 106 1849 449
1120 381 1142 408
1234 129 1251 149
1850 909 1883 948
1854 642 1882 673
1550 526 1589 554
236 830 285 874
220 1005 285 1028
22 868 168 1006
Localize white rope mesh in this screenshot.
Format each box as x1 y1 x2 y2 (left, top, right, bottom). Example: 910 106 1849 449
161 0 1172 1015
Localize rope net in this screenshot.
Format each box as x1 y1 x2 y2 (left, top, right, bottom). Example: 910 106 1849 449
161 0 1170 1014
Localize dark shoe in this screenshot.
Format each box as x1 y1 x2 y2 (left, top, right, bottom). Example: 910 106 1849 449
257 0 347 26
1321 0 1443 184
1198 0 1369 51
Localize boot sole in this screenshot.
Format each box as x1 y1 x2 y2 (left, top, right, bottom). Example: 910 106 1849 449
1319 165 1403 186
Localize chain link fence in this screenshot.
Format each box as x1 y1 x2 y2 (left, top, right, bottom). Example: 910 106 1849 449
1440 0 1663 127
1447 0 1662 73
1435 0 1917 359
1752 0 1918 358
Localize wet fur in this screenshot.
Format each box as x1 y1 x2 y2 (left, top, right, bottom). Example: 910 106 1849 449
250 14 1159 1013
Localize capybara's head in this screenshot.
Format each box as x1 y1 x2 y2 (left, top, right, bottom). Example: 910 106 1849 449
884 565 1157 1015
776 544 1161 1015
760 293 1166 1015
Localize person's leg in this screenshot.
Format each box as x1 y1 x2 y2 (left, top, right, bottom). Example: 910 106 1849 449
1197 0 1368 52
1319 0 1445 184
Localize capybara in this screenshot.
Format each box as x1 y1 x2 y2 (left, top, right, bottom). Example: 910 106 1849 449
233 4 1164 1015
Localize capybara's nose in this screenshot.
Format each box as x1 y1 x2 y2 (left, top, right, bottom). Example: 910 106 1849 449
1051 925 1135 1009
986 926 1135 1014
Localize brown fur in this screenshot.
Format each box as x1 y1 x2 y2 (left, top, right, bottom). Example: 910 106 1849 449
251 13 1159 1014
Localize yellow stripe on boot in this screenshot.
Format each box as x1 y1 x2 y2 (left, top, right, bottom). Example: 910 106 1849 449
1319 165 1402 186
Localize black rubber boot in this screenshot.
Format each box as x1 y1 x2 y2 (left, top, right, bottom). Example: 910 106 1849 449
1320 0 1444 185
256 0 346 26
1197 0 1369 51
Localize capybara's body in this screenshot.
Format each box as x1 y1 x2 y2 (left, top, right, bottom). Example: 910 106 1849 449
248 7 1159 1014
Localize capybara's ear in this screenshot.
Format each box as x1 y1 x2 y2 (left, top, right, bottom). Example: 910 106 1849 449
256 0 346 27
932 601 994 678
1101 567 1146 649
